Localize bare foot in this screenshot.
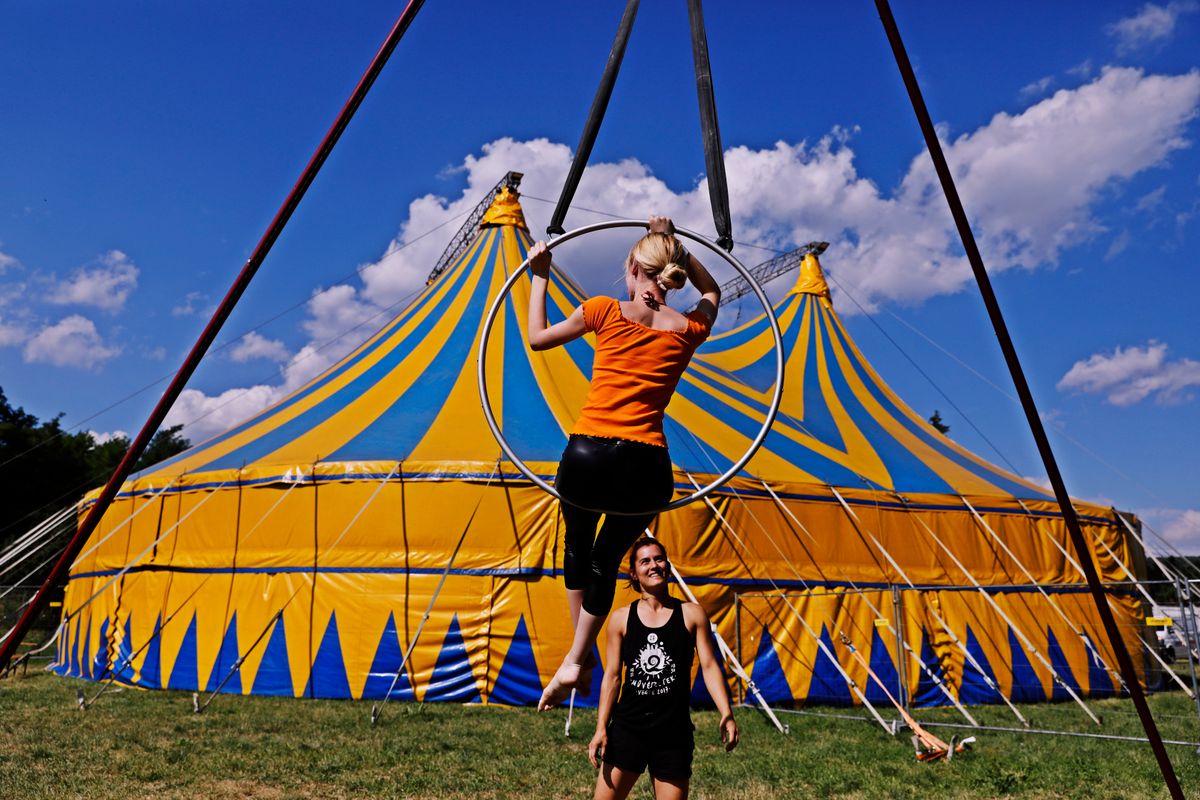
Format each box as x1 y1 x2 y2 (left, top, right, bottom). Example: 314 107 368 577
538 662 581 711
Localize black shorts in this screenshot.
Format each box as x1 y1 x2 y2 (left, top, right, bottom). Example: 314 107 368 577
602 722 694 782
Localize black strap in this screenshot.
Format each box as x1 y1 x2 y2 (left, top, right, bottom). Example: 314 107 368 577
548 0 734 252
547 0 641 237
687 0 733 251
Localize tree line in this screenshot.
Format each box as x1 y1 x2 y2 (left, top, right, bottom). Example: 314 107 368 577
0 386 190 551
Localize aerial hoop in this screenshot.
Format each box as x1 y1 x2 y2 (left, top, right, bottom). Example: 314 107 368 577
477 219 784 515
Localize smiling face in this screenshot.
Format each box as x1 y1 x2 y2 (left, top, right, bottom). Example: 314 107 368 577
631 541 669 595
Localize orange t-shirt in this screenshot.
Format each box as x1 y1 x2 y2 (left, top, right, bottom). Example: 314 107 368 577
571 296 713 448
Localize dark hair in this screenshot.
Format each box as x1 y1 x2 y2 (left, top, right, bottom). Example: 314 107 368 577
627 535 669 593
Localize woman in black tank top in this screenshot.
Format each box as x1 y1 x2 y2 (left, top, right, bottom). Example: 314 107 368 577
588 536 739 800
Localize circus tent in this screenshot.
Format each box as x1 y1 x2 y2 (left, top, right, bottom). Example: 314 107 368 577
52 185 1150 710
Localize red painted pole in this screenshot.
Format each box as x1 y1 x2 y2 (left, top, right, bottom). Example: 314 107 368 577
873 2 1183 796
0 0 427 673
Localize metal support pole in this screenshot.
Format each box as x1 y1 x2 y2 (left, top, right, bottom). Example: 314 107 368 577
874 1 1181 792
1178 577 1200 725
892 586 909 710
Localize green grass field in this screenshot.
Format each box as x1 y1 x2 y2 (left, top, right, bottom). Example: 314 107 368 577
2 669 1199 799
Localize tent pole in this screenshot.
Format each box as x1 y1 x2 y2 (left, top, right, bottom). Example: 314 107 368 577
830 487 1029 726
961 497 1127 693
874 1 1180 791
683 477 893 734
760 480 979 726
1174 577 1200 725
0 0 429 674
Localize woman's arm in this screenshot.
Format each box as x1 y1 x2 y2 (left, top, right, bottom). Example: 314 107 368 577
685 603 739 752
686 253 720 325
647 216 720 324
589 607 627 769
526 240 588 351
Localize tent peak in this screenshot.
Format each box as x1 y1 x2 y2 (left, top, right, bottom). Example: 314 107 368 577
481 185 528 231
789 251 831 304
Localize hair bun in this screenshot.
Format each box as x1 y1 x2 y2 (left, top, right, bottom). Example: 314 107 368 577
657 262 687 291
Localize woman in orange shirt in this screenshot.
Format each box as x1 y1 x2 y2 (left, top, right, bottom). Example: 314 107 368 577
526 215 720 710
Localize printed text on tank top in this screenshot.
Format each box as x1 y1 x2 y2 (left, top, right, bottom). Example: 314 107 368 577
627 604 678 697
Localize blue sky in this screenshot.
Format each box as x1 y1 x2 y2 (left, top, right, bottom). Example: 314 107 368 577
1 1 1198 550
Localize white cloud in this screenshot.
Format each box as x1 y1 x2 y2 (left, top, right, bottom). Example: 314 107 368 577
22 315 121 368
0 245 18 274
1108 2 1198 54
89 429 128 445
0 314 27 347
1104 229 1131 260
1068 60 1094 80
172 291 207 317
164 385 284 443
47 250 139 313
1142 508 1200 554
1019 76 1055 99
1135 185 1168 213
1057 341 1200 405
228 331 290 363
157 67 1200 438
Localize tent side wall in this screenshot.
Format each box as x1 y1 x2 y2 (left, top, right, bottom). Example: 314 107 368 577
56 472 1147 706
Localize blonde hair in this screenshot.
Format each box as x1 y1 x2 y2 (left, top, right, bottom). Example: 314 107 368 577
627 232 688 293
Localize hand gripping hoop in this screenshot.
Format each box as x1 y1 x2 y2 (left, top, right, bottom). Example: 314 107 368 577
477 219 784 514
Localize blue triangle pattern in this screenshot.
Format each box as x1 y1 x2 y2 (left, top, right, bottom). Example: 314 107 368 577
1007 627 1045 702
749 624 793 704
304 611 352 699
863 629 902 704
489 616 542 706
206 612 242 695
167 613 199 691
912 632 949 707
91 618 110 680
959 626 1004 705
1082 634 1116 698
250 615 293 696
138 615 163 689
1045 628 1081 702
807 625 853 706
422 614 481 703
362 612 416 701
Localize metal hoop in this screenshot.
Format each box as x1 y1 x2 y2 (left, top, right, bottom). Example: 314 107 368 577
477 219 784 514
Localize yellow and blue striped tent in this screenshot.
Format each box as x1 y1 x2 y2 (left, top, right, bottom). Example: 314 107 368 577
55 187 1148 708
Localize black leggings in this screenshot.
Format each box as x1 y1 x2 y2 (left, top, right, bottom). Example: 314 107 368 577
555 434 673 616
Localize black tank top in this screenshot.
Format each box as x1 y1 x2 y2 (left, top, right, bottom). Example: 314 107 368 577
612 598 694 736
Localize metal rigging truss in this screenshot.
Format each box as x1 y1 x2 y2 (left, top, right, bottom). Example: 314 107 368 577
715 241 828 307
426 171 524 286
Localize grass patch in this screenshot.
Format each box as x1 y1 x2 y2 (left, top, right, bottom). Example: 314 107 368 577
1 670 1198 798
